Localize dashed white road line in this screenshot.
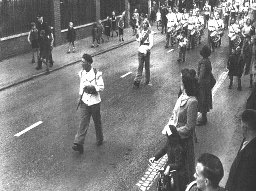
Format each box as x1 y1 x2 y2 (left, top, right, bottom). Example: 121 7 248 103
14 121 43 137
121 72 132 78
135 70 229 191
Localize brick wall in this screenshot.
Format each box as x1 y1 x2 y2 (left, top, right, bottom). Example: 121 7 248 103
0 0 130 61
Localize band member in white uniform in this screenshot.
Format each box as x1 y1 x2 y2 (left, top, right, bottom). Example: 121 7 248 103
133 19 154 88
166 7 177 48
228 17 241 53
215 12 224 45
208 13 219 51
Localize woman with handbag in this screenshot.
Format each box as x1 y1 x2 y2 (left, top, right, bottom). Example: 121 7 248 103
197 45 214 126
163 68 199 190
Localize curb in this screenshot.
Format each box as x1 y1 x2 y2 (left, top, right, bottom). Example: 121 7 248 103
0 39 135 92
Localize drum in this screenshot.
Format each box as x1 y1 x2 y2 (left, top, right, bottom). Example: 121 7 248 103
210 31 217 37
185 181 197 191
191 29 196 35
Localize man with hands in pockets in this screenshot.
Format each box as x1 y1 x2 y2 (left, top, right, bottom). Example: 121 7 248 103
72 54 104 154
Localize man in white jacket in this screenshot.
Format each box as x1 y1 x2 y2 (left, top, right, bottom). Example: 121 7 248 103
72 54 104 154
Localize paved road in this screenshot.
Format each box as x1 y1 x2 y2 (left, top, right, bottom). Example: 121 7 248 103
0 30 250 191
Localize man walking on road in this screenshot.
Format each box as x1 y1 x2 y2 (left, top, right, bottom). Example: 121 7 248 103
225 109 256 191
133 19 153 88
72 54 104 154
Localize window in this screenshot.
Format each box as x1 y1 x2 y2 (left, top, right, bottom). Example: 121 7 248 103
60 0 96 30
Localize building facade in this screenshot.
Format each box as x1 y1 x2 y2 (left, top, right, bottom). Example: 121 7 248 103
0 0 130 60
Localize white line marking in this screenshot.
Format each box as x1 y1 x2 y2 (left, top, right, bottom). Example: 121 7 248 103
167 49 174 53
14 121 43 137
136 70 229 191
121 72 132 78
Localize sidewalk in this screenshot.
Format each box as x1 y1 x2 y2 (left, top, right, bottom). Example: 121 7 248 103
0 28 138 91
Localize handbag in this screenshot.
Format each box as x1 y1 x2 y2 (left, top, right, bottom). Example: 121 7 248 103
210 72 216 89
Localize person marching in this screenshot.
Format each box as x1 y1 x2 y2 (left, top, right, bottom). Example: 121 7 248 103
223 2 231 30
228 17 241 53
72 54 104 154
27 22 39 64
181 9 189 37
195 10 204 45
187 10 196 50
66 22 76 53
166 7 178 48
215 12 224 46
133 19 153 88
118 11 125 42
111 11 118 37
177 31 188 63
203 1 211 28
208 13 219 52
227 46 244 91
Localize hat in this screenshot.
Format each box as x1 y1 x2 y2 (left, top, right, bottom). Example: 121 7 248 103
162 125 172 136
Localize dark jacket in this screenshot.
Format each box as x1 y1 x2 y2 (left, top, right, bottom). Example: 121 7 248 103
225 137 256 191
246 86 256 110
197 58 213 113
39 36 51 60
154 138 185 191
242 40 253 75
227 53 244 77
37 21 50 36
66 27 76 42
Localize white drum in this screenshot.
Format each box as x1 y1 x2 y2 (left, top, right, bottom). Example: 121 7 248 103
210 31 217 37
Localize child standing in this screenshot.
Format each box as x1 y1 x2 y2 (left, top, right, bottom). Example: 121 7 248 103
149 127 185 191
27 22 39 64
104 16 111 40
91 22 99 48
97 20 104 44
118 12 125 41
111 11 118 37
227 47 244 90
66 22 76 53
177 31 188 62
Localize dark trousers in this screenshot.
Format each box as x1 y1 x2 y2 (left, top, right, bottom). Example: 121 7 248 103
179 46 186 61
74 102 103 145
134 52 150 84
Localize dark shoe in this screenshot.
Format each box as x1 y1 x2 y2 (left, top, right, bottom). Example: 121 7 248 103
177 58 182 62
196 120 207 126
133 81 140 89
96 141 103 146
72 144 84 154
35 66 42 70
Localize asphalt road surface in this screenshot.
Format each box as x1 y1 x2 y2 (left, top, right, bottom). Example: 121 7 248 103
0 29 249 191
